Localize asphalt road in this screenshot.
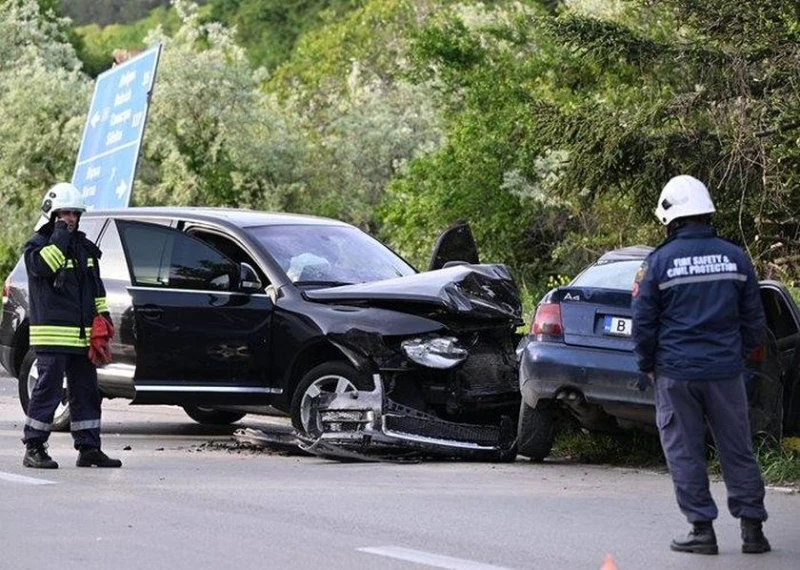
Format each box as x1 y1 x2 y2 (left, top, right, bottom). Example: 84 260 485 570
0 371 798 570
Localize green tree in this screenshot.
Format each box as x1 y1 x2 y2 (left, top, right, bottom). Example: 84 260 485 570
382 0 800 290
0 0 89 276
269 0 445 232
133 1 308 211
206 0 360 70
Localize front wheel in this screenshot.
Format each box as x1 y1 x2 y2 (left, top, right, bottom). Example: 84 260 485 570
517 400 556 462
182 406 246 425
290 361 373 437
18 349 71 432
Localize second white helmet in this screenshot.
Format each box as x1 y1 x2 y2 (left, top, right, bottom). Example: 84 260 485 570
654 175 716 226
35 182 86 230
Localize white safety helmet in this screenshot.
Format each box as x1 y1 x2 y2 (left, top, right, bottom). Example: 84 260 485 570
654 175 716 226
34 182 86 230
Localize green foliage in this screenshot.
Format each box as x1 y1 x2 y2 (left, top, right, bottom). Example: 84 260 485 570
268 0 423 103
265 0 445 232
3 0 800 293
381 0 800 289
73 6 183 77
707 437 800 487
380 3 592 277
552 426 667 468
58 0 175 26
206 0 360 70
134 1 307 211
554 427 800 487
0 0 89 277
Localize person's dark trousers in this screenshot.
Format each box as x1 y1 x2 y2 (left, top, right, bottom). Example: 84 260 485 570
654 374 768 523
22 352 102 450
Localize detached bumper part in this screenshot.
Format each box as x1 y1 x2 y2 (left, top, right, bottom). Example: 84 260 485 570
310 374 516 460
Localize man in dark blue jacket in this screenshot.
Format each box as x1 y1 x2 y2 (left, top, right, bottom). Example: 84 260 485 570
632 175 770 555
22 182 121 469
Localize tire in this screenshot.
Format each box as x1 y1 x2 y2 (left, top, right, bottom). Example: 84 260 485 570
290 361 372 437
182 406 246 425
517 400 556 462
18 349 71 432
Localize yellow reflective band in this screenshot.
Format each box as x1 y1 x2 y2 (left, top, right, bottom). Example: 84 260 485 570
39 245 65 272
65 259 96 269
30 325 89 348
95 298 109 313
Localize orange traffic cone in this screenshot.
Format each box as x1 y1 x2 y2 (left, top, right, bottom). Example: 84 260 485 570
600 553 618 570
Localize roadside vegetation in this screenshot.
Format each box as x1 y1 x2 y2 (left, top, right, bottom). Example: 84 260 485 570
552 426 800 488
1 0 799 476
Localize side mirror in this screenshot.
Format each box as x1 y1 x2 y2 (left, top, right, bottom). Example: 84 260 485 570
239 262 263 293
428 221 480 271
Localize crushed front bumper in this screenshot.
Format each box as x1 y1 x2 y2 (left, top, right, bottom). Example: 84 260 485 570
308 374 516 461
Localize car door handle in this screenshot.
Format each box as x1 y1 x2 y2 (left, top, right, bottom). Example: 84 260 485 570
139 305 164 319
138 305 180 332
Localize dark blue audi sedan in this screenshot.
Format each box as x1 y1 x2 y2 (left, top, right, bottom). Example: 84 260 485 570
517 246 800 461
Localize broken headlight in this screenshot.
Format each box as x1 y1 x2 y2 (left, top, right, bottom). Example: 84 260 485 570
401 336 468 369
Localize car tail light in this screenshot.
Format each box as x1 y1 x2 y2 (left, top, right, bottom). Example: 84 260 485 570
531 303 563 339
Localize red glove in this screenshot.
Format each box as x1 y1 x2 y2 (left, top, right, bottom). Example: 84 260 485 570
88 314 114 367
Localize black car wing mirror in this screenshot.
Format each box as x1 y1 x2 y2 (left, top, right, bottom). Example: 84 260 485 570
239 262 263 293
428 220 480 271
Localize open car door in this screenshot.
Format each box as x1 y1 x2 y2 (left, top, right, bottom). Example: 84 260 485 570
759 280 800 436
114 220 276 406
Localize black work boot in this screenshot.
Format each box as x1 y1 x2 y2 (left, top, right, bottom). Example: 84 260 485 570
741 518 771 554
23 443 58 469
670 521 718 555
76 447 122 468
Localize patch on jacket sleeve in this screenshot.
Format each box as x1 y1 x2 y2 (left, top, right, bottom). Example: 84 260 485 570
632 261 647 297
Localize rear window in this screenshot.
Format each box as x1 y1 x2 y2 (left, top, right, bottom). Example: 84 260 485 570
571 259 645 291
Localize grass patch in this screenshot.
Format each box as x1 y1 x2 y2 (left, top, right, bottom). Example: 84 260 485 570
552 427 666 469
552 428 800 488
708 438 800 487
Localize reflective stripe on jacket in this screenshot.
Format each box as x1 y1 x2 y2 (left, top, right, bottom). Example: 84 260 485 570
24 224 107 353
631 224 765 381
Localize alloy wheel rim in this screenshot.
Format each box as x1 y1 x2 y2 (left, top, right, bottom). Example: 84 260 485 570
300 373 357 433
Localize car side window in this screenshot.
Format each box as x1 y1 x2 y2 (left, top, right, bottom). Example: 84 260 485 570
188 229 270 288
117 221 238 291
95 220 131 282
761 288 800 342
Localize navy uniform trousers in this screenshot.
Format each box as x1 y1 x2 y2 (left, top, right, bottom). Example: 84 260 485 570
654 374 768 523
22 352 102 450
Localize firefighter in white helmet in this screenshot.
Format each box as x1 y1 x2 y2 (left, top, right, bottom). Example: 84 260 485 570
22 182 122 468
632 175 770 554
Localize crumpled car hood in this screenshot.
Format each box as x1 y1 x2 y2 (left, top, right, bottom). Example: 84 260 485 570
304 264 522 324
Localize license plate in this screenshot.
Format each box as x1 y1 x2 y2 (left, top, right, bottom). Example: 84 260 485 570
603 315 632 337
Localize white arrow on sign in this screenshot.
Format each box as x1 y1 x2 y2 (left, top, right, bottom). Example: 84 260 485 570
115 179 128 199
90 112 101 128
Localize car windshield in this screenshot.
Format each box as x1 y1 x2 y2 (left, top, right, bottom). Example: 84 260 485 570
571 259 645 291
247 224 416 285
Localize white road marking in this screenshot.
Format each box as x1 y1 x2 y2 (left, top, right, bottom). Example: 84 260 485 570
357 546 514 570
0 471 56 485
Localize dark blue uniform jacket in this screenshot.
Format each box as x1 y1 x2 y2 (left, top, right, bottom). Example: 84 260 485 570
632 224 765 381
24 221 108 353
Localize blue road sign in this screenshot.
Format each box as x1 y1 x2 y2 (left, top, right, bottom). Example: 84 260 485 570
72 44 161 210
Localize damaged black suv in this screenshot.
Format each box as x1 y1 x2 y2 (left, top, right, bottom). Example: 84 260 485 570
1 209 522 458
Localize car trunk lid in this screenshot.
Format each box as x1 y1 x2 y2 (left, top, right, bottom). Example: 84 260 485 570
553 287 635 351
